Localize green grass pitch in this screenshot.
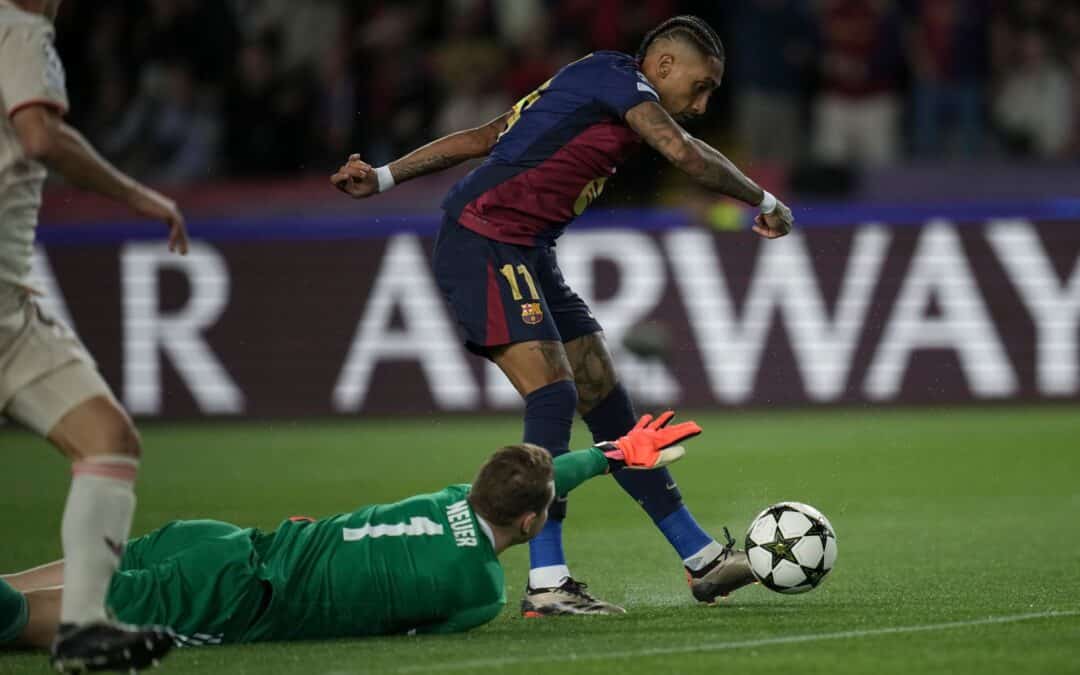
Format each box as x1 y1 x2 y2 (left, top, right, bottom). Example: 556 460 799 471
2 406 1078 674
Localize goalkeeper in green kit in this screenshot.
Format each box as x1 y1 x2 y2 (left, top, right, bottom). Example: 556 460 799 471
1 412 716 653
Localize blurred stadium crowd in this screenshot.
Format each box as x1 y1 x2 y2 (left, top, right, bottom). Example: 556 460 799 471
53 0 1080 186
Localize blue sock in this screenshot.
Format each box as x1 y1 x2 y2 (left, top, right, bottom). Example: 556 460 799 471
656 506 713 560
0 577 28 644
529 519 565 568
582 384 713 559
523 380 577 575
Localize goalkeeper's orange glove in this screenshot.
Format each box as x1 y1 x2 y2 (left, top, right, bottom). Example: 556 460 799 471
598 411 701 470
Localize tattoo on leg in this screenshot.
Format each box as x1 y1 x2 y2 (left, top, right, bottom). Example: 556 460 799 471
568 335 617 414
530 341 574 383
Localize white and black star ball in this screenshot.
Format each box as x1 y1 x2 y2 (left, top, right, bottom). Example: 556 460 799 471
745 501 837 594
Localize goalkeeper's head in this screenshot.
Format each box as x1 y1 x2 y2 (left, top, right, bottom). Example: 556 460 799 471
469 443 555 549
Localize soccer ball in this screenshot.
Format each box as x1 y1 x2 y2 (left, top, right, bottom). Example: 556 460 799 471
745 501 837 594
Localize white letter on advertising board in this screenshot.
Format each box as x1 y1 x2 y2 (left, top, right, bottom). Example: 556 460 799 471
334 234 477 411
865 221 1017 399
988 219 1080 396
122 242 243 414
666 227 887 403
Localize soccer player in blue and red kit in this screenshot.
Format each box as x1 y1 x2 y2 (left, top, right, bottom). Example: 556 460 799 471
331 15 795 615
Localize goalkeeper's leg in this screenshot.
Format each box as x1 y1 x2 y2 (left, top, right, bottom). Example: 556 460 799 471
566 333 755 602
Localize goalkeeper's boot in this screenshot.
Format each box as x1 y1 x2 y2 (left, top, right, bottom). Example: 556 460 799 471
51 620 174 673
521 577 626 616
686 528 757 603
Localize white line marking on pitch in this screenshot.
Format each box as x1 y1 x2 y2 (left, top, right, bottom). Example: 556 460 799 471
385 610 1080 674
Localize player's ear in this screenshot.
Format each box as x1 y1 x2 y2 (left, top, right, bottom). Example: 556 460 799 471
519 512 538 539
657 52 674 79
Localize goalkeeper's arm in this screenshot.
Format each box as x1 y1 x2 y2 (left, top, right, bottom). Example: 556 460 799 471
552 411 701 495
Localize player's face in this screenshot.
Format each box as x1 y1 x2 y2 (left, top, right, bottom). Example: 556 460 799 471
657 50 723 123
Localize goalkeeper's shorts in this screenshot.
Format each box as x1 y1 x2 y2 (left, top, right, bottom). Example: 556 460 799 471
107 519 268 646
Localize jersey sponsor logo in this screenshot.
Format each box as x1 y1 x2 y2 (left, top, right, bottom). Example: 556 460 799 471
342 517 443 541
445 500 478 547
500 78 552 140
573 176 608 216
520 302 543 325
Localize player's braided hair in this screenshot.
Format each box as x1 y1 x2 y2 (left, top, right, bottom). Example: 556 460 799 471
636 15 724 62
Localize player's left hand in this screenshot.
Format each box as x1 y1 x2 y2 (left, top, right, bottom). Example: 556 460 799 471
753 199 794 239
600 411 701 470
331 154 378 199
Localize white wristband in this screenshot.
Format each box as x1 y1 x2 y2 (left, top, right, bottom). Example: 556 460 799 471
758 190 777 215
375 165 396 193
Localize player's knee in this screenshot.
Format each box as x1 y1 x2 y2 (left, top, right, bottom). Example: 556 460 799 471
85 415 142 459
574 373 617 416
53 397 142 460
565 333 618 415
524 379 578 420
111 420 143 459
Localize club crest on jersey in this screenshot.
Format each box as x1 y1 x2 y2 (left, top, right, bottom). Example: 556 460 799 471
521 302 543 325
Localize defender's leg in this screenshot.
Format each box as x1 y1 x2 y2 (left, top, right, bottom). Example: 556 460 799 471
44 393 141 620
2 301 172 671
18 586 172 667
7 587 61 650
0 576 31 648
2 560 65 593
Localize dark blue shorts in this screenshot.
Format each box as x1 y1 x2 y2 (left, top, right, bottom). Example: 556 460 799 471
433 215 601 356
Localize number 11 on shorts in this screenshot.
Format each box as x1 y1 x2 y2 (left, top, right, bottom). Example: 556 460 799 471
499 264 539 301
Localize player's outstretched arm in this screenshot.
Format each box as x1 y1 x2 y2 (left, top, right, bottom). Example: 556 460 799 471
331 112 510 199
625 101 793 239
11 105 189 254
552 411 700 495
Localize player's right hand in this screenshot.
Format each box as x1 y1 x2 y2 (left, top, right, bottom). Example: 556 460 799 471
753 199 794 239
599 411 701 470
130 187 188 255
331 154 379 199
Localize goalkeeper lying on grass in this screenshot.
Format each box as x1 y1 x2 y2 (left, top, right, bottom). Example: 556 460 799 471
1 412 709 651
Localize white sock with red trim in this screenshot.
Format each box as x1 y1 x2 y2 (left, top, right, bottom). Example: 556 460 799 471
60 455 138 625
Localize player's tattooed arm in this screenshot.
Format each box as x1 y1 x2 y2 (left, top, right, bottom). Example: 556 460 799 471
392 111 509 180
625 101 762 205
689 137 795 238
332 112 509 197
626 101 793 238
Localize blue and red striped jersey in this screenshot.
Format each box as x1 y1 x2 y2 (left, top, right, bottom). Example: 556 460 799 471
441 51 660 247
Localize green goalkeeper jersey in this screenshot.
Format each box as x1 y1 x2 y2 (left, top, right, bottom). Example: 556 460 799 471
106 447 609 643
241 446 609 641
243 483 501 640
